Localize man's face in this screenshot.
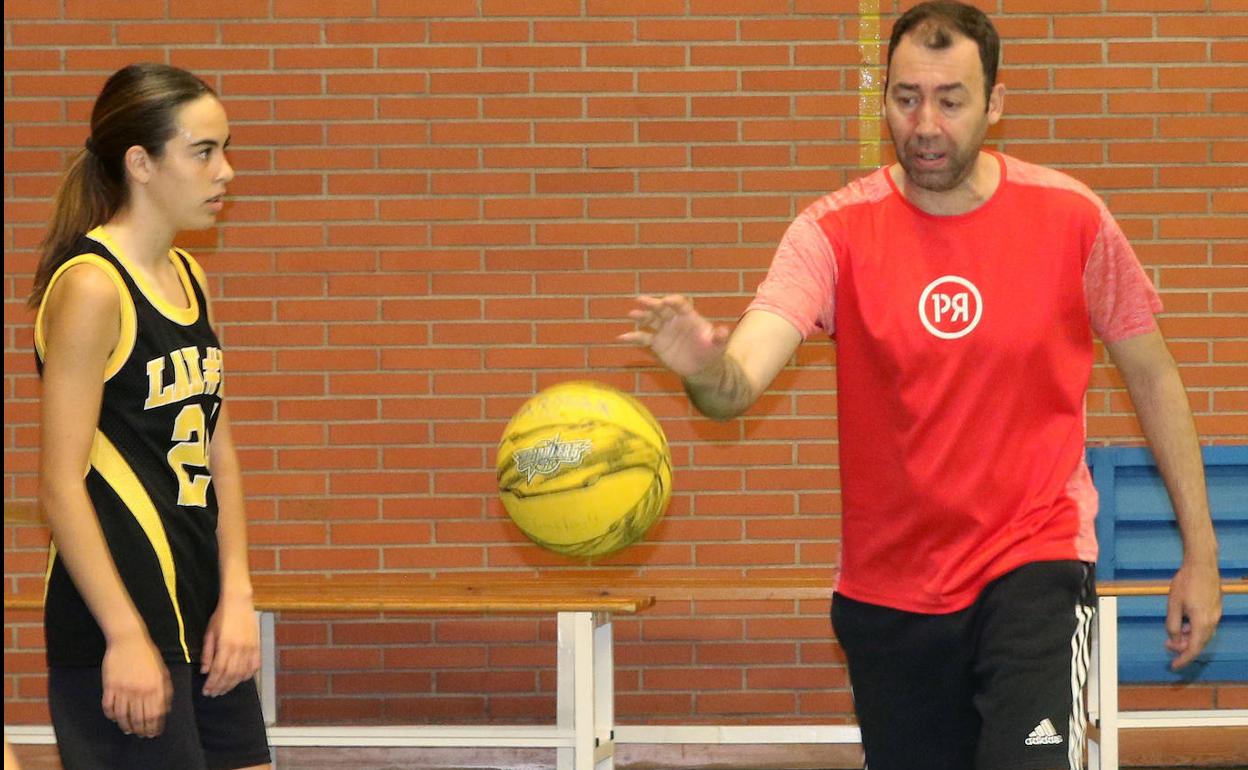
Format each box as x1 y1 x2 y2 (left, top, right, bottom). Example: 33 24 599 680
884 32 1003 193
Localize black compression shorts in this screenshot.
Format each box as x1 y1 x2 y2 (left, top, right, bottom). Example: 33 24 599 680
49 663 271 770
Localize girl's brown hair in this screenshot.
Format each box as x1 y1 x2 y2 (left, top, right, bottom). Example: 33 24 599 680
29 63 215 308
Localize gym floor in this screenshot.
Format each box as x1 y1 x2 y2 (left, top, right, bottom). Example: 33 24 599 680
8 743 1248 770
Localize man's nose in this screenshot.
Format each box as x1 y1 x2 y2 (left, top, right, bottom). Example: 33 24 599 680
915 101 939 135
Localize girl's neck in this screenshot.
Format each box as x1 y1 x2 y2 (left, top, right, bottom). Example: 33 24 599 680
103 206 176 267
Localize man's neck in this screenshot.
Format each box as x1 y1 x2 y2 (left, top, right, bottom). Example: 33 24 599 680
892 151 1002 216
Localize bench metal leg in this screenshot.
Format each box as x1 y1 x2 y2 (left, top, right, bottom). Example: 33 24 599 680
594 611 615 769
558 611 615 770
254 609 612 757
258 610 277 727
1089 595 1119 770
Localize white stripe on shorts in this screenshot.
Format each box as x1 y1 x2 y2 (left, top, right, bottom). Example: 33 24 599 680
1067 600 1095 770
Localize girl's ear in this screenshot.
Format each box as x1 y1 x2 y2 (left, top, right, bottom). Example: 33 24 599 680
123 144 154 185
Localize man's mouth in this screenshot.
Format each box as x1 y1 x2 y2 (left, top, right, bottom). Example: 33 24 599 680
911 150 949 170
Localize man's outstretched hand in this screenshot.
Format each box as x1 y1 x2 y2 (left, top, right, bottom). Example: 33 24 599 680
619 294 730 378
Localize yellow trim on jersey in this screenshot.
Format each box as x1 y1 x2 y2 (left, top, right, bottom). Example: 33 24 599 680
87 227 201 327
44 542 57 604
176 247 215 327
34 254 138 382
90 430 192 663
175 248 223 396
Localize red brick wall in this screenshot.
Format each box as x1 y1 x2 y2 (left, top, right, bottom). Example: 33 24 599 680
5 1 1246 729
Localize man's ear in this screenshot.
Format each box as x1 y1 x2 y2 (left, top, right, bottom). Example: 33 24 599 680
986 82 1005 125
123 144 154 185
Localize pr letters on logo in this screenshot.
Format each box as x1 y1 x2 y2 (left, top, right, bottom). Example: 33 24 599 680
918 275 982 340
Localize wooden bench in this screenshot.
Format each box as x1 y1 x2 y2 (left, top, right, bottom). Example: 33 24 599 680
234 574 849 749
3 576 655 770
1090 580 1248 770
552 575 1247 764
6 574 1246 770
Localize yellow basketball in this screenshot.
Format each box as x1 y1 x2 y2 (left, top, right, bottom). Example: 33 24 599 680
497 381 673 558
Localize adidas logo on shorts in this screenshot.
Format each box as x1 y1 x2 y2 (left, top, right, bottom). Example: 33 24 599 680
1024 718 1063 746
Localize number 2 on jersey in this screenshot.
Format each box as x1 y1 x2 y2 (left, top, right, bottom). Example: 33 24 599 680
168 403 211 507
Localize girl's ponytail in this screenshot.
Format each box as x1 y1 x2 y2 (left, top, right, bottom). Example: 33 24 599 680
28 63 214 308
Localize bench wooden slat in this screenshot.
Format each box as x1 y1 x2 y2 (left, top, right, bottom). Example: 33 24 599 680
2 580 653 614
248 575 1245 601
1098 580 1247 597
7 577 1243 614
248 573 835 601
255 595 654 613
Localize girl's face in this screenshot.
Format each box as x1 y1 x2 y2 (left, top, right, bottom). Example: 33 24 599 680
144 94 234 231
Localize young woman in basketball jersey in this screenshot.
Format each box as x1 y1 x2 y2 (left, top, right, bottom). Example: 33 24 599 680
29 64 270 770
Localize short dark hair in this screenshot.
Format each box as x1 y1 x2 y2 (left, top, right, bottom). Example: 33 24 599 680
886 1 1001 104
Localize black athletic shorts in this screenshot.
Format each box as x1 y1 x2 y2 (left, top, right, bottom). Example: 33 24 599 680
48 663 271 770
831 560 1097 770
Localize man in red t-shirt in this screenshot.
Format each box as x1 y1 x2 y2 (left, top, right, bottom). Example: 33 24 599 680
621 3 1222 769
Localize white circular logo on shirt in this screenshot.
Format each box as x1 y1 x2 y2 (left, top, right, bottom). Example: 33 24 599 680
919 275 983 340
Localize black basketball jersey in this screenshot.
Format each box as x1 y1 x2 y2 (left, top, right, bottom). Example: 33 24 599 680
36 228 224 666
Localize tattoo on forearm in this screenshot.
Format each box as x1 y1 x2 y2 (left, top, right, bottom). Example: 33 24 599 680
683 355 754 421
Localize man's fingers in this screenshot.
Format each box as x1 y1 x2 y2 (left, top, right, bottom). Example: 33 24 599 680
626 295 700 336
1164 595 1185 639
1168 616 1217 670
1183 616 1216 663
626 308 666 333
1170 643 1196 670
634 294 689 317
618 330 652 346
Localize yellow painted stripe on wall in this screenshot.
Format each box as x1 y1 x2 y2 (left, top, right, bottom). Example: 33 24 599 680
858 0 883 168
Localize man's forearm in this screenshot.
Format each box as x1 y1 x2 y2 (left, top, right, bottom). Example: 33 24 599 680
1126 363 1218 562
682 352 757 421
